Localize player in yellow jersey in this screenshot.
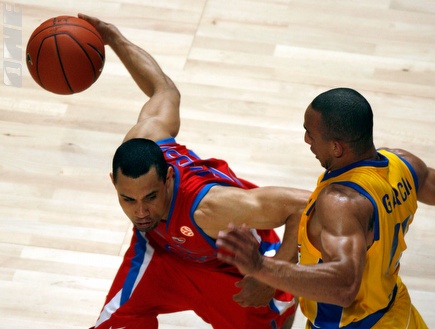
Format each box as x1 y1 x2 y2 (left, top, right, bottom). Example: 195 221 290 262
216 88 435 328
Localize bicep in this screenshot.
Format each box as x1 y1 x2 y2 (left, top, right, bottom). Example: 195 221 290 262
315 191 369 274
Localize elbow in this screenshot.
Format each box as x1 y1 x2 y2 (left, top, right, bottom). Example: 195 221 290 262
165 76 180 97
169 84 181 109
334 281 360 308
329 258 364 307
337 291 357 308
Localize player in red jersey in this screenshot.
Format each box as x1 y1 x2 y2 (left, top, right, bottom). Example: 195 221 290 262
80 14 310 329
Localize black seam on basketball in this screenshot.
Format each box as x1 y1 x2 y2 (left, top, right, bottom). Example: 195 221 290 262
27 25 56 45
54 34 74 93
52 22 105 44
67 24 104 44
88 43 105 65
65 35 100 80
28 21 104 48
34 34 63 89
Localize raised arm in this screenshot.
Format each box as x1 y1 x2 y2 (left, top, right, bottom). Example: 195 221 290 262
79 14 180 142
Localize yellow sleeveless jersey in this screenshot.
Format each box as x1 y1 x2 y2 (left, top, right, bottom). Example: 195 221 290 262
298 149 421 328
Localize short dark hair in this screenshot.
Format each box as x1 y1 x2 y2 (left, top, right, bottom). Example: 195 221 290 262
112 138 168 184
311 88 374 155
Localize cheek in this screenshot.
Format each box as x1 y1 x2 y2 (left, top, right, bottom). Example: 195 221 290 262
119 203 131 216
118 199 133 216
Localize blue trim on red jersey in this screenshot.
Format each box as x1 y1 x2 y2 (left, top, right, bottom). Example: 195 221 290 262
259 240 282 255
165 164 181 230
120 230 148 305
270 319 278 329
156 137 177 145
190 183 220 248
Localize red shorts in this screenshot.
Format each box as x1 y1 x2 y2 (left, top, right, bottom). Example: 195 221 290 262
93 234 296 329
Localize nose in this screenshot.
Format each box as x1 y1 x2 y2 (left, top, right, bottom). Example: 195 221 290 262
304 131 312 145
135 201 148 218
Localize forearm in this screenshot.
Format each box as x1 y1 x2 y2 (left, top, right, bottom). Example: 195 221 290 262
273 212 300 263
274 188 309 263
78 14 177 98
78 14 181 142
107 32 176 98
104 22 181 138
255 257 358 307
216 224 359 306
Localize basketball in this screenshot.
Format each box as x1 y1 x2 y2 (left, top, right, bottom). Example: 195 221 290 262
26 16 105 95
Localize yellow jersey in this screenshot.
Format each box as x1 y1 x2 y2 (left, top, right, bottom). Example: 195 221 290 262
298 149 424 328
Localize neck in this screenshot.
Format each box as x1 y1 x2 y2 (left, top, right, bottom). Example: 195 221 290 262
329 146 378 172
357 147 379 162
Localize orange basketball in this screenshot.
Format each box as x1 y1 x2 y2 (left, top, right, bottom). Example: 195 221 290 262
26 16 105 95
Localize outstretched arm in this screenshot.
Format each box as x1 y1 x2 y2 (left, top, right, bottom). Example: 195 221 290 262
234 187 306 307
199 185 309 307
79 14 180 142
216 185 371 307
195 185 310 239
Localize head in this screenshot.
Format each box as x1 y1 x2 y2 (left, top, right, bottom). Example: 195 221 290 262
110 138 173 232
304 88 374 170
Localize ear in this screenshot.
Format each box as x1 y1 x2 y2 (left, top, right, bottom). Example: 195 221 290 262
166 166 174 183
332 140 344 157
110 172 115 186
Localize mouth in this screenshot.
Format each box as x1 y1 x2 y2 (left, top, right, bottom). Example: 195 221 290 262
135 218 154 230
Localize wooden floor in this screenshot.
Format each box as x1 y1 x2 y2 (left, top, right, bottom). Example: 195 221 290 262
1 1 435 328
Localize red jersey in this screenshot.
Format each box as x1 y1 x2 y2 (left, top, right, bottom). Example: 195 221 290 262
93 138 294 329
146 137 281 267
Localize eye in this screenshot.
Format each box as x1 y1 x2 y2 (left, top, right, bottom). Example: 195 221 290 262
147 194 157 201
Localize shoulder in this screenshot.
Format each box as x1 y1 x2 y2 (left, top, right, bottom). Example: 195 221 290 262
378 147 423 171
316 183 374 225
309 183 374 254
318 183 364 202
379 147 435 204
379 147 428 184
